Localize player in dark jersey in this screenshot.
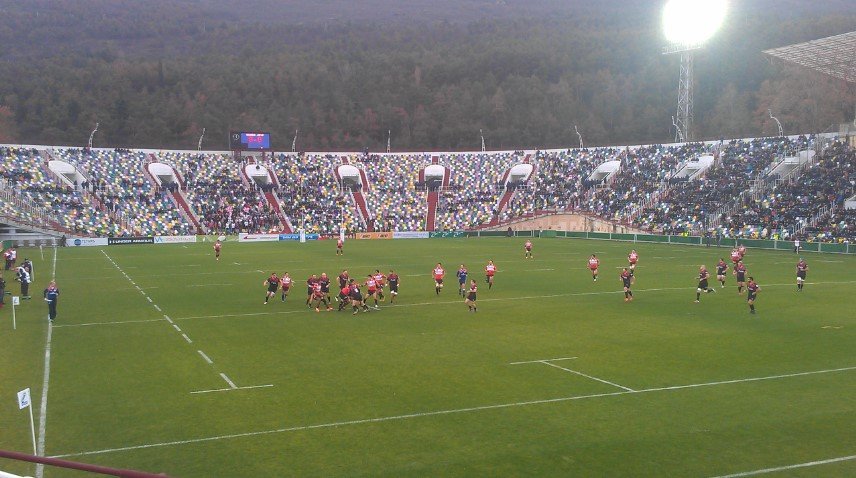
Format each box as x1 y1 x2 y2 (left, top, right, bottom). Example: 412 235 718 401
338 270 349 289
280 272 293 301
620 268 633 302
695 265 716 302
349 279 370 315
746 277 760 314
715 258 728 288
796 258 808 291
263 272 279 304
465 279 478 312
387 269 400 304
305 274 318 307
337 283 351 311
319 273 331 302
733 261 747 294
456 264 468 297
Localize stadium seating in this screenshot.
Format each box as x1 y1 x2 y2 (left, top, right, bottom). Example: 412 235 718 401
436 152 516 230
361 153 427 232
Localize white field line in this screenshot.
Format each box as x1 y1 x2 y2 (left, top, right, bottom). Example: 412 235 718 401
146 297 153 303
172 324 182 332
219 373 238 389
35 321 54 478
50 365 856 459
52 318 166 329
509 357 577 365
187 283 233 287
541 361 636 392
163 315 174 324
153 305 161 312
197 350 214 364
181 334 193 344
709 454 856 478
51 245 57 279
190 384 274 395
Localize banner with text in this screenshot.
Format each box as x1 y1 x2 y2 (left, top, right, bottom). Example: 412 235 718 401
392 231 429 239
355 232 393 240
154 235 197 244
107 236 154 245
279 233 320 241
237 233 280 243
66 237 109 247
429 231 465 238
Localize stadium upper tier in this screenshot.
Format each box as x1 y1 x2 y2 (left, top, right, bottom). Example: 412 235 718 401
1 135 853 242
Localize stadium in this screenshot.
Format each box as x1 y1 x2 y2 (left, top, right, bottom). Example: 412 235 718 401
1 1 855 477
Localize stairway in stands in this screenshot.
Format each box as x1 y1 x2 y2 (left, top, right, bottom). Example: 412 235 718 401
340 155 374 232
488 154 531 226
145 154 203 234
425 156 441 231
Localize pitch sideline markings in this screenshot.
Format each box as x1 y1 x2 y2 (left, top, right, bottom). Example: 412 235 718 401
197 350 214 364
50 365 856 459
709 454 856 477
35 246 60 477
99 250 272 394
190 384 274 395
509 357 577 365
541 361 636 392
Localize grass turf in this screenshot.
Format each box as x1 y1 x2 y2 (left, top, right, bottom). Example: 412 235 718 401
1 237 854 477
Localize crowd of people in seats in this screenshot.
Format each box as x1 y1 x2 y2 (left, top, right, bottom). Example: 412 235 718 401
630 138 807 235
499 149 612 222
56 148 191 236
717 140 855 242
362 153 427 232
269 153 361 236
435 152 517 230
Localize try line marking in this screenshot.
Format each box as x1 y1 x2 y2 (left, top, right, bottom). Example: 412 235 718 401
190 384 275 395
50 365 856 459
509 357 577 365
709 454 856 477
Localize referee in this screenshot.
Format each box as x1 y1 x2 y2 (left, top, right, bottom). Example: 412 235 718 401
44 280 60 323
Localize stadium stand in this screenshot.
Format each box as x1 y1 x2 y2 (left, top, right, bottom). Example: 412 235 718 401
361 153 427 232
435 152 516 231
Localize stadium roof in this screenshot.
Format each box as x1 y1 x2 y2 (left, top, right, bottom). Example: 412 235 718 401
763 31 856 84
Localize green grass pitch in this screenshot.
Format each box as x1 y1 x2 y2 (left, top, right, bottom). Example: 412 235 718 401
1 237 855 477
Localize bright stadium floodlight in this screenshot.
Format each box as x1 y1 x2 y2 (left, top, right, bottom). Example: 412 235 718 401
662 0 728 142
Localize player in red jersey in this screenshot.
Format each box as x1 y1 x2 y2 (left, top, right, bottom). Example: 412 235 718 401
484 260 497 289
311 282 332 312
715 258 728 288
733 261 747 294
365 274 380 309
213 239 222 261
730 248 741 264
588 254 600 281
746 276 760 314
305 274 319 307
280 272 292 302
373 269 386 302
263 272 279 305
627 250 638 270
796 258 808 291
433 263 445 295
737 244 747 259
387 269 400 304
336 237 344 255
620 268 633 302
524 240 533 259
465 279 478 312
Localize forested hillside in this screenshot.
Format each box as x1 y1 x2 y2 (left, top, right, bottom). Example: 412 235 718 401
0 0 853 150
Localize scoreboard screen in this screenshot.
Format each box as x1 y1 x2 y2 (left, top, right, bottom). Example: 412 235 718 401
230 131 271 151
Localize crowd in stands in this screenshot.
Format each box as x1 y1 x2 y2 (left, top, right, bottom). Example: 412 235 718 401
719 140 855 242
361 153 427 232
1 137 853 243
436 152 517 230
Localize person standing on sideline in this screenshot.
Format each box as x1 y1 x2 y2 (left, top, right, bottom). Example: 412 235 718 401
0 272 5 308
4 246 16 270
793 237 801 254
16 263 31 299
44 281 59 322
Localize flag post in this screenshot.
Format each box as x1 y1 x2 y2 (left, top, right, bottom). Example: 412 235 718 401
17 388 36 455
12 295 19 330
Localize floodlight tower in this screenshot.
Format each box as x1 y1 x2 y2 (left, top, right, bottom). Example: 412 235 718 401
662 0 728 142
